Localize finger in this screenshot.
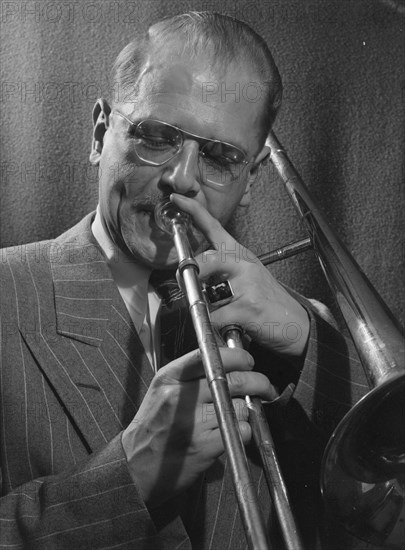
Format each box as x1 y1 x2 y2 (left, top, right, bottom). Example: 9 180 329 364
207 421 252 455
196 243 262 283
157 348 204 382
198 398 248 429
160 346 255 383
209 300 255 334
169 195 260 281
201 428 225 458
198 368 277 403
196 249 235 282
226 370 279 402
239 421 252 444
170 193 239 255
233 398 249 422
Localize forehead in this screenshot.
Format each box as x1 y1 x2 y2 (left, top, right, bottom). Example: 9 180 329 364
121 52 265 154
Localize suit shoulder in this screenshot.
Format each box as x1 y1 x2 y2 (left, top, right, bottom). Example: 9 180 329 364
0 239 57 315
0 239 53 272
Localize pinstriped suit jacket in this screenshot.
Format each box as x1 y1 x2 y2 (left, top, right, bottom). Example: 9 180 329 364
0 213 369 549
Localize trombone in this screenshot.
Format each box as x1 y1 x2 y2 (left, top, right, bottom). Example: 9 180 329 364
154 130 405 550
267 131 404 549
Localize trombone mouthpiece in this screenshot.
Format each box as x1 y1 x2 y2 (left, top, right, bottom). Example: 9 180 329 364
154 199 190 234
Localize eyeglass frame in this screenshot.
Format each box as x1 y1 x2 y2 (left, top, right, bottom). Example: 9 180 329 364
110 110 254 187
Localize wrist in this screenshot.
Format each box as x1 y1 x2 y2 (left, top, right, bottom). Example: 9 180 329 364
253 303 310 360
121 427 154 508
284 303 311 359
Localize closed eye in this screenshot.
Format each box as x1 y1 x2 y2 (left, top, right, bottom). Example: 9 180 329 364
200 151 236 169
133 133 176 151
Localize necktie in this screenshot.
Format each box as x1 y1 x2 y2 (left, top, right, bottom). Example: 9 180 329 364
129 280 149 335
149 270 183 307
119 278 152 356
150 271 197 365
138 295 153 364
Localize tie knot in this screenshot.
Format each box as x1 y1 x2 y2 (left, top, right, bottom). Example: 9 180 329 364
150 270 185 307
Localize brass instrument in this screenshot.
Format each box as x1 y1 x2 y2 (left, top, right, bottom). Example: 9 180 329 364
154 126 404 549
267 131 405 549
222 324 304 550
155 200 306 550
155 201 273 550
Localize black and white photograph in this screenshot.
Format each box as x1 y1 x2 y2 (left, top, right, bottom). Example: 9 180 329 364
0 1 404 548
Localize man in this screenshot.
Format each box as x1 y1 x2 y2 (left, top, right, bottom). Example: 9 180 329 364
0 12 369 549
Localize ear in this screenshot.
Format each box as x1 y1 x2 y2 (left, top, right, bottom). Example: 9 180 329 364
89 98 111 165
238 144 271 207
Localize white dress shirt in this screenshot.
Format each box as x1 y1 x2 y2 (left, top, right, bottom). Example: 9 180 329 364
92 207 161 371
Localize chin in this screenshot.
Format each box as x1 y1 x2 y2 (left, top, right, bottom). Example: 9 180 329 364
122 231 178 269
144 245 180 269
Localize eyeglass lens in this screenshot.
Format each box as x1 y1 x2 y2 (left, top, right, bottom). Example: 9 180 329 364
132 120 246 186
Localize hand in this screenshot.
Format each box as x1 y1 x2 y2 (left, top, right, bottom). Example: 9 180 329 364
122 346 275 509
170 193 310 360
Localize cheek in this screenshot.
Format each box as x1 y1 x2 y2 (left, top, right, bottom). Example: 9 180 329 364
98 150 151 216
99 133 143 192
204 189 244 225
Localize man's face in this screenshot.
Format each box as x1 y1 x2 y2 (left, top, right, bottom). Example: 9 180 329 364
96 49 266 269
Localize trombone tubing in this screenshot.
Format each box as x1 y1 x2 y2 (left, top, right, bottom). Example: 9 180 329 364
267 131 405 549
170 219 271 550
224 326 304 550
266 131 404 387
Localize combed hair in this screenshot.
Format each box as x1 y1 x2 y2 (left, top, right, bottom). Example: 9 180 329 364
111 11 282 142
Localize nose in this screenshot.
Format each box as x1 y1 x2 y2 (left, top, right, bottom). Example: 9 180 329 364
159 140 201 196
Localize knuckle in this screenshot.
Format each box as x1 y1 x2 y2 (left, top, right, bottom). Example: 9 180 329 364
151 375 178 403
159 384 177 405
262 375 272 394
259 376 274 400
233 399 248 420
243 350 254 368
243 292 262 313
194 347 202 364
201 249 217 265
153 370 166 387
239 421 251 442
227 371 245 393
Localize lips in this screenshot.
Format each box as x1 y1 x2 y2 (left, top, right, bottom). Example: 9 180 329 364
133 196 168 215
135 203 154 213
132 203 157 225
133 197 173 231
133 203 170 237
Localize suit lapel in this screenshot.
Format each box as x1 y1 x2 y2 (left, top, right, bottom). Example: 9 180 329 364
20 216 271 546
20 213 155 452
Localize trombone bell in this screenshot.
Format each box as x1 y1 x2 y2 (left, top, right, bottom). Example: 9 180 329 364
322 374 405 548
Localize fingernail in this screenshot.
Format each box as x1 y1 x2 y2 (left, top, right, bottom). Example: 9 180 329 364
171 193 186 202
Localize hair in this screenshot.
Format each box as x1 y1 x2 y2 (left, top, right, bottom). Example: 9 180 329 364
111 11 283 144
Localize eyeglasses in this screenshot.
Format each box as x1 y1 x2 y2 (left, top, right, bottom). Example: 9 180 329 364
112 111 250 187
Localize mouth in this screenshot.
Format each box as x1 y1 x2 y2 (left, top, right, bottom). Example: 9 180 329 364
133 202 174 241
134 198 183 233
135 202 155 214
134 202 159 222
123 199 206 261
131 198 202 248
